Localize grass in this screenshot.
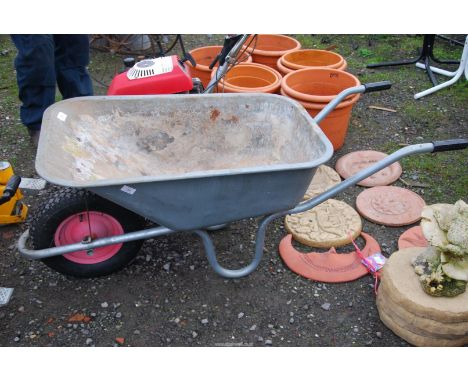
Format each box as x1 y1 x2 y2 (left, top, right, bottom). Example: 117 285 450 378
0 36 30 169
446 80 468 104
87 50 123 95
291 35 464 72
404 152 467 203
376 83 465 204
378 140 467 204
293 34 324 49
358 48 373 58
400 102 448 128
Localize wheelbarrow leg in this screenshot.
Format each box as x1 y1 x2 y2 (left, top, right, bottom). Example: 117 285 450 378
194 212 282 278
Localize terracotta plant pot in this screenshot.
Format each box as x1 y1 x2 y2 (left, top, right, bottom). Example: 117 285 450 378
281 67 360 104
212 63 282 94
276 56 348 76
243 35 301 69
280 71 360 151
281 49 347 71
276 58 295 76
188 46 253 88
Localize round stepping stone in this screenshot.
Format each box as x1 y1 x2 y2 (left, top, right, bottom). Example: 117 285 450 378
398 226 428 250
279 232 381 282
335 150 402 187
303 165 341 200
285 199 362 248
376 247 468 346
356 186 426 227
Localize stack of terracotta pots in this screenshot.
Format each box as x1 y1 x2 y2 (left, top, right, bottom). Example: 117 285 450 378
189 37 359 151
210 34 302 94
281 67 360 151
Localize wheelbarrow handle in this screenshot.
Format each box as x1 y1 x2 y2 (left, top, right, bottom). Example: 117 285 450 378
314 81 392 124
432 139 468 152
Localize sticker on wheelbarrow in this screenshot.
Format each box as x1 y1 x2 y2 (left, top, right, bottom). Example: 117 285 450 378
57 112 67 122
120 185 136 195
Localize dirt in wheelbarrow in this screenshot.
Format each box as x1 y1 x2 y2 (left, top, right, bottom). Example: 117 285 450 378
0 35 467 347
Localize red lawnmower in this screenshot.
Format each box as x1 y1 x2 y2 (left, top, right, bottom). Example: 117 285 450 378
107 34 252 96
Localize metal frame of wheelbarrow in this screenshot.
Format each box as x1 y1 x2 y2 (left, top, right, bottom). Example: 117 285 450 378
17 82 468 278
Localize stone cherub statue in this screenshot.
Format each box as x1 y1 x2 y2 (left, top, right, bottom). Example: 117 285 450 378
412 200 468 297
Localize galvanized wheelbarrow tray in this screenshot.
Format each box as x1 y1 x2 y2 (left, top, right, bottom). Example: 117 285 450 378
18 84 468 278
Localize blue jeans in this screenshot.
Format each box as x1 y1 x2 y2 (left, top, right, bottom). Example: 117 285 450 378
11 34 93 131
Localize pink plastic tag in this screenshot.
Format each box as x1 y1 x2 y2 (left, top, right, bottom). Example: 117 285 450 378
362 252 386 272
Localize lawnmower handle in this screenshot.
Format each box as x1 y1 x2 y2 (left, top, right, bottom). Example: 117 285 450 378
432 139 468 152
363 81 392 93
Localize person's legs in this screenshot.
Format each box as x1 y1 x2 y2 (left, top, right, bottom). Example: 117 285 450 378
53 35 93 99
11 35 56 137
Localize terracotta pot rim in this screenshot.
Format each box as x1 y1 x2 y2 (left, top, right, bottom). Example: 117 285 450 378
280 88 360 110
281 82 359 104
218 81 281 94
213 62 282 93
340 59 348 71
281 49 344 70
244 34 301 57
188 46 222 71
277 56 348 74
281 67 360 103
276 57 294 75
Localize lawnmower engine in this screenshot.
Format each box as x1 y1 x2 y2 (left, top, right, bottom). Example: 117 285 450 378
107 55 201 96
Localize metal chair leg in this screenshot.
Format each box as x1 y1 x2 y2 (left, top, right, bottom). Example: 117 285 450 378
414 36 468 99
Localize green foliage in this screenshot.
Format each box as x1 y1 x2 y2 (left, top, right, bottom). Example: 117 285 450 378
358 48 373 58
0 36 30 165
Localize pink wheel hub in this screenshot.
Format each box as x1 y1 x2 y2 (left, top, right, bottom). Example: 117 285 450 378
54 211 124 264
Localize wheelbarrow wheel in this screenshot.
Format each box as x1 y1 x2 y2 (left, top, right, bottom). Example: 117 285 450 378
29 188 146 278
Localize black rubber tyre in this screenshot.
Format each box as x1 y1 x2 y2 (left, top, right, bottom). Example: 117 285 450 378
29 188 146 278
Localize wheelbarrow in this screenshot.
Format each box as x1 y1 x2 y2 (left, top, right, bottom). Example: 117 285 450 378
17 83 468 278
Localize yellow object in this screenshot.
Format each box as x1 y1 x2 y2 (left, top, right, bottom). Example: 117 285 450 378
0 161 14 183
0 161 28 225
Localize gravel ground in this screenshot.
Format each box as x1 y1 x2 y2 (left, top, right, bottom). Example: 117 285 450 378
0 34 466 347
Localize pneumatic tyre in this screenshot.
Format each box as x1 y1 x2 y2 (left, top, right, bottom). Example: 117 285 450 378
29 188 146 278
